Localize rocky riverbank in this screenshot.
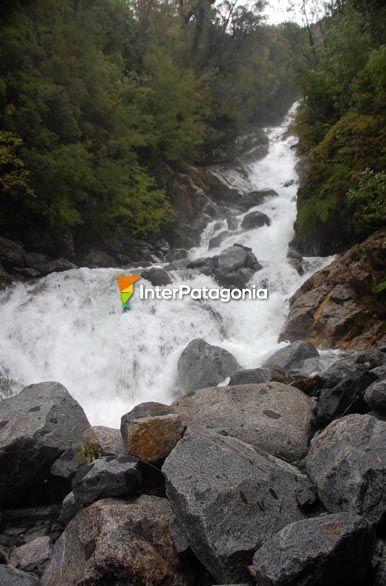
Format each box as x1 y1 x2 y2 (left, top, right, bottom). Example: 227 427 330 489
1 337 386 585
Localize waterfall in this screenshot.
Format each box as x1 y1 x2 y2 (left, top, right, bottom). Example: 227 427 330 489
0 105 335 426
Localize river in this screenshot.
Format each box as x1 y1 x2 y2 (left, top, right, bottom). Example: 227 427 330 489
0 105 335 427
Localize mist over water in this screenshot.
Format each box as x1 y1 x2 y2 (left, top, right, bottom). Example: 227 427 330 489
0 106 335 427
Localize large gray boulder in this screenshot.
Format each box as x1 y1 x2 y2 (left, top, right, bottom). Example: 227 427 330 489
162 428 315 583
0 236 26 270
142 267 172 286
0 382 90 506
306 414 386 525
263 341 319 379
216 245 248 272
253 512 375 586
172 382 314 462
9 536 52 574
72 456 142 507
0 565 39 585
82 425 123 456
177 339 239 394
241 210 271 230
42 496 194 586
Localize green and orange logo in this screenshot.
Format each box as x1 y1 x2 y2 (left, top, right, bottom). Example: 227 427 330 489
117 276 141 310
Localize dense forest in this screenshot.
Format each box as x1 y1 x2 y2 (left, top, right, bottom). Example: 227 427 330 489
0 0 298 256
292 0 386 254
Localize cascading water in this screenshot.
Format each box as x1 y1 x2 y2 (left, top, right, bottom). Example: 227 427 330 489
0 105 335 426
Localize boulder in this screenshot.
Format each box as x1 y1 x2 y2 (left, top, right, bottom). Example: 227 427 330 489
227 216 238 230
123 401 176 420
0 382 90 507
228 368 271 386
281 229 386 351
209 231 231 249
142 267 172 286
263 341 319 379
166 248 188 261
239 188 278 209
374 540 386 586
77 249 116 268
0 237 26 270
0 565 39 585
214 267 255 288
42 496 194 586
163 428 314 583
306 414 386 525
253 512 375 586
154 238 171 255
364 380 386 414
48 447 83 500
172 382 314 462
82 425 123 456
71 456 141 507
177 339 239 394
25 253 76 275
59 491 81 525
9 536 52 573
216 245 248 272
241 211 271 230
121 413 185 462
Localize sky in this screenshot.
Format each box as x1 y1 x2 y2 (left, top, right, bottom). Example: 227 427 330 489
262 0 326 26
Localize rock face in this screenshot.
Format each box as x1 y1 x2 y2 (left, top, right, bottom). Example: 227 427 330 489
121 413 185 462
177 339 239 394
241 210 271 230
306 414 386 525
163 428 314 583
0 565 40 585
281 229 386 351
72 456 142 507
253 512 375 586
0 382 90 506
0 237 26 270
42 496 194 586
173 382 314 462
142 267 172 286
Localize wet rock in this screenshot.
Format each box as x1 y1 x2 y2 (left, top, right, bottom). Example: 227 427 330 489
177 338 239 394
364 380 386 414
214 267 255 288
374 540 386 586
163 428 314 583
227 216 238 230
0 565 39 585
287 247 303 262
281 229 386 350
0 544 8 563
142 267 172 286
42 496 194 586
77 248 116 268
241 210 271 230
0 237 26 270
263 341 319 380
13 268 42 279
72 456 141 507
0 382 90 507
217 245 248 271
82 425 123 456
121 413 185 462
9 536 52 573
186 257 217 276
228 367 271 386
25 253 76 275
165 259 190 271
172 382 314 462
154 238 171 255
209 231 231 249
306 414 386 525
167 248 188 261
239 188 278 209
253 512 375 586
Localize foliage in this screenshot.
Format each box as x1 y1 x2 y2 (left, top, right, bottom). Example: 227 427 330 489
292 0 386 253
77 442 103 464
0 0 296 252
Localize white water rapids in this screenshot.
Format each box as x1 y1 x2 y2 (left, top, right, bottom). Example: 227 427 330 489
0 106 335 427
